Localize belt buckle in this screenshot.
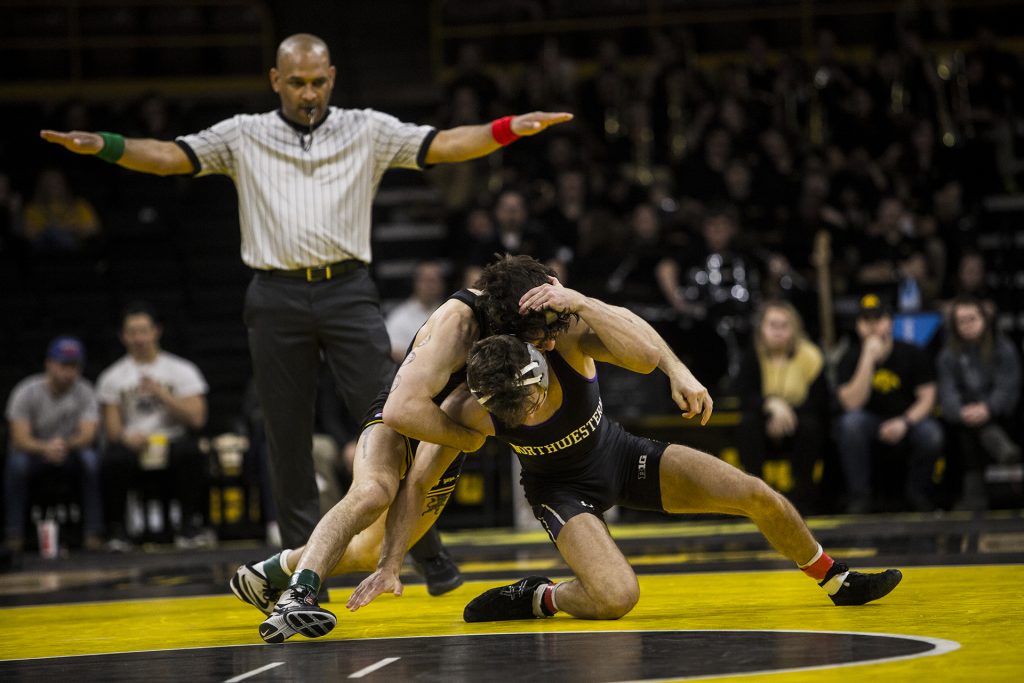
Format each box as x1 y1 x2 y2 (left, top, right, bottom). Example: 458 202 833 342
305 265 332 282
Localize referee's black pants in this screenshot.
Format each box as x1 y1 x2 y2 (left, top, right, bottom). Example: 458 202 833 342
245 266 395 549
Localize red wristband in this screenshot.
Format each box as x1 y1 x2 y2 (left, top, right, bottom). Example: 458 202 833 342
491 116 521 146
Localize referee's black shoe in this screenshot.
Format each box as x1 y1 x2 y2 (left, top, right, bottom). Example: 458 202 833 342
464 576 553 622
258 585 337 643
414 549 464 596
824 563 903 606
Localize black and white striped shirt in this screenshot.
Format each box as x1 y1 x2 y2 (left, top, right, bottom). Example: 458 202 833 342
177 107 436 269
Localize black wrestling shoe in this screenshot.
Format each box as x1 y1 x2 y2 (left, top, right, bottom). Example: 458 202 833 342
414 549 465 596
230 561 281 616
463 576 553 622
824 562 903 606
258 585 337 643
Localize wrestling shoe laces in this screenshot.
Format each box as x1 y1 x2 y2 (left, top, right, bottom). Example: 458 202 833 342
823 562 903 606
258 584 337 643
229 561 281 616
463 576 553 622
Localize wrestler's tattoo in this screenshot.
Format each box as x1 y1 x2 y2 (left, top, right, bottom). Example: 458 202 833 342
361 428 375 460
401 351 416 367
423 492 452 517
391 373 401 391
415 334 432 348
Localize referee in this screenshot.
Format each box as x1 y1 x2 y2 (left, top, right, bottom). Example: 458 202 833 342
41 33 572 579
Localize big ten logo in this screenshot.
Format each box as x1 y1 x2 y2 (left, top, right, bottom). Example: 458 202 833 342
455 472 485 506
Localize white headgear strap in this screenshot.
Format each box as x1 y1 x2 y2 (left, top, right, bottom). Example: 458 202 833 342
472 343 549 406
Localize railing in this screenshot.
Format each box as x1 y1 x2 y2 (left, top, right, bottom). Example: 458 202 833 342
430 0 1024 78
0 0 275 101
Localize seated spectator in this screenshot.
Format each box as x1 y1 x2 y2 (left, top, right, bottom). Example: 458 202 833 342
20 168 100 251
385 260 446 363
937 297 1021 510
736 301 829 512
835 294 944 513
96 302 210 548
940 249 995 317
4 337 103 552
466 188 564 283
656 206 759 387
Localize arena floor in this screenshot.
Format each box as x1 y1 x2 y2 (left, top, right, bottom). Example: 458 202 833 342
1 511 1022 682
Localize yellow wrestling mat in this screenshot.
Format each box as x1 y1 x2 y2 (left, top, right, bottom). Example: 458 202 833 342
1 564 1021 681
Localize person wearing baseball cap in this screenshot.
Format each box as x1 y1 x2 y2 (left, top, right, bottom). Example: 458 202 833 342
47 336 86 366
4 336 103 552
835 293 944 513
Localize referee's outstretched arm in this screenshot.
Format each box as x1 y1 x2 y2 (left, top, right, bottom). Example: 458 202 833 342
39 130 193 176
425 111 573 164
39 111 574 174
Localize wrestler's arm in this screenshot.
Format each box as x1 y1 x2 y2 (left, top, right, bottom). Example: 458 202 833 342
348 385 492 610
523 279 713 424
381 303 485 453
519 280 659 373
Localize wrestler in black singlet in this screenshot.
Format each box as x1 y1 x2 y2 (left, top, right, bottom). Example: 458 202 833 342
358 289 490 499
489 350 670 543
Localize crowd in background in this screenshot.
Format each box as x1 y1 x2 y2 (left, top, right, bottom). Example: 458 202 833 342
3 22 1024 552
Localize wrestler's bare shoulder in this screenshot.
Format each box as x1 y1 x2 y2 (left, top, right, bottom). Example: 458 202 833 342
412 291 481 350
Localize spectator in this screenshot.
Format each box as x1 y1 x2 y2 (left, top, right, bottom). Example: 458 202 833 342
736 301 829 512
606 203 666 305
835 293 944 513
96 302 210 548
20 168 100 251
540 168 587 253
466 188 563 282
4 337 103 552
941 249 995 316
445 42 500 118
385 260 447 363
657 206 759 386
936 297 1021 510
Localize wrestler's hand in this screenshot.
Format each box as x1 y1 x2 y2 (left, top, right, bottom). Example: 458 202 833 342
347 567 404 611
39 130 105 155
668 365 714 425
518 276 585 315
511 112 574 137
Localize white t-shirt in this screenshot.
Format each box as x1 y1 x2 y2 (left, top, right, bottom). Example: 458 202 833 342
385 299 435 358
96 352 208 439
5 374 99 441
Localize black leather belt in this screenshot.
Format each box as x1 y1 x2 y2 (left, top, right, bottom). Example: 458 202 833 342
263 260 362 282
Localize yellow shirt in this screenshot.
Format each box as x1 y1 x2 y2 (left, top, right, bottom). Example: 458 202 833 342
758 339 824 407
22 198 100 241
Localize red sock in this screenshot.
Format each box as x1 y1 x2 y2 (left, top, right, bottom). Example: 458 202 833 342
541 584 560 615
799 544 835 581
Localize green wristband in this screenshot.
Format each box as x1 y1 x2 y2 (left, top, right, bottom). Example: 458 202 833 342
289 568 322 594
96 131 125 163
